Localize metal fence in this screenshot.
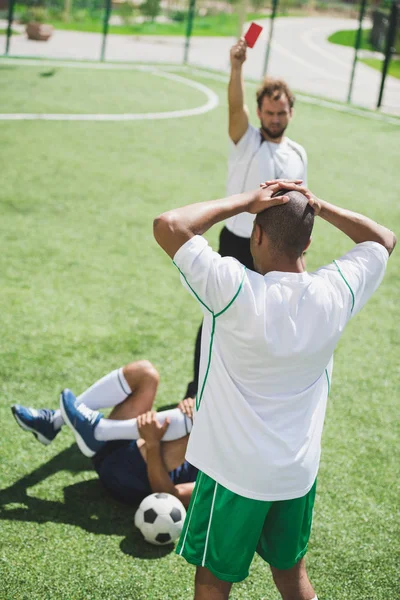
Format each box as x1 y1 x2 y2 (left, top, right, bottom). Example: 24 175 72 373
1 0 399 110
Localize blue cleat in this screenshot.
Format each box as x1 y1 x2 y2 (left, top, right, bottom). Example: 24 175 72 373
11 404 60 446
60 389 104 458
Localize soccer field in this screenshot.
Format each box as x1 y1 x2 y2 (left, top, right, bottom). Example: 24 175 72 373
0 61 399 600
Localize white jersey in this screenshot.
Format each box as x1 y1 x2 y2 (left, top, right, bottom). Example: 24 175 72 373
225 124 307 238
174 237 388 501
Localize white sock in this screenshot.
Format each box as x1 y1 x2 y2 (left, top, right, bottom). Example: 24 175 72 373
77 367 131 409
51 368 131 431
52 409 65 430
94 407 193 442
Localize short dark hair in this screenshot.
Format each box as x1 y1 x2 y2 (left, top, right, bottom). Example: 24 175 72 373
256 78 295 110
255 190 314 258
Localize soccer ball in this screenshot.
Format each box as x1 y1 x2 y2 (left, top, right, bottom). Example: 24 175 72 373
134 492 186 546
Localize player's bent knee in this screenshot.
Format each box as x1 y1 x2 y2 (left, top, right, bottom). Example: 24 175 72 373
123 360 159 385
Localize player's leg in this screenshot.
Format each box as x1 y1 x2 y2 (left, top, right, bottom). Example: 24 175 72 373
11 405 62 446
107 360 159 420
194 567 232 600
184 324 202 400
95 405 193 443
177 471 269 599
60 389 193 457
256 480 318 600
11 360 157 444
270 559 316 600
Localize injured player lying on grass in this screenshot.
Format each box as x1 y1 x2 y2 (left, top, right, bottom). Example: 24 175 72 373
11 360 197 508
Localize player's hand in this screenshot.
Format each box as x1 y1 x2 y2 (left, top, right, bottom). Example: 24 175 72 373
306 192 322 215
230 38 247 67
178 397 195 421
248 181 312 214
260 179 304 189
261 180 321 215
137 411 169 446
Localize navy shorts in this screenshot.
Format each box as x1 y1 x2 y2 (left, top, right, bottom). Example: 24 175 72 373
92 440 198 505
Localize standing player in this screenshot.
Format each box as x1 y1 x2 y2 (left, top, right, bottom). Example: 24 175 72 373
185 38 307 399
12 361 197 507
153 180 396 599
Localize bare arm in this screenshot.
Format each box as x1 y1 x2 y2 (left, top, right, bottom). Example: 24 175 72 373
228 38 249 143
153 181 306 259
138 412 194 508
145 444 193 508
312 197 397 255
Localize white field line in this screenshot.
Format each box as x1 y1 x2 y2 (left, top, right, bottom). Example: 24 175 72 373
184 67 400 125
300 25 354 70
0 62 219 121
1 58 398 125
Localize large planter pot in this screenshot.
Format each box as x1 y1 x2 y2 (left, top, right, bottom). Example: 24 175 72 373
26 22 54 41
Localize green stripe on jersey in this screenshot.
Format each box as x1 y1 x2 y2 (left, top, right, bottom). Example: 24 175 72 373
333 260 355 312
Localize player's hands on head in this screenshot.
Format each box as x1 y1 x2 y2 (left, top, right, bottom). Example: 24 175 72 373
137 411 170 447
178 397 195 421
305 192 322 215
248 180 305 214
230 37 247 67
256 180 320 215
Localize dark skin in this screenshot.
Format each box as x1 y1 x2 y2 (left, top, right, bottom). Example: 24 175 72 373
137 398 196 509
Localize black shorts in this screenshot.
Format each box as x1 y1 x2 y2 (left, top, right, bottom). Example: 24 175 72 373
92 440 152 505
218 226 254 270
92 440 198 505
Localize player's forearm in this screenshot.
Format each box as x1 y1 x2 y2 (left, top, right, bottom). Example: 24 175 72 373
145 443 177 496
228 65 245 114
154 190 256 258
318 199 397 255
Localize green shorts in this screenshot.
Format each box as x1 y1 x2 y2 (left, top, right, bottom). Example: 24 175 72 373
176 471 317 583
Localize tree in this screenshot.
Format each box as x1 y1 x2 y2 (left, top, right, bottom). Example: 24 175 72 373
140 0 161 22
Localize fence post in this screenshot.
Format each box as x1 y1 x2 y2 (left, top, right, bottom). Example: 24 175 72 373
100 0 112 62
5 0 16 56
237 0 247 39
183 0 196 64
347 0 368 104
377 0 398 108
263 0 279 77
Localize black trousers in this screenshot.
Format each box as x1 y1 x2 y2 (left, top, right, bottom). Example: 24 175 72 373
184 227 254 399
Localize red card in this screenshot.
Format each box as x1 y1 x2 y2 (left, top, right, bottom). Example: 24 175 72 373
244 22 263 48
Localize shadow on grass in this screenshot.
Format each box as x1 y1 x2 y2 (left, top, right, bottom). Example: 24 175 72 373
0 443 174 559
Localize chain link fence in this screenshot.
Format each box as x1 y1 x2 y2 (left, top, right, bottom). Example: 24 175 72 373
1 0 399 110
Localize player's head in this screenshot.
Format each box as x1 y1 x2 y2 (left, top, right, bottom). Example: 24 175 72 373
250 190 314 273
256 78 294 140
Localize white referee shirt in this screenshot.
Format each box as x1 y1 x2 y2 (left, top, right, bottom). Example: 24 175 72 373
225 124 308 238
174 237 388 501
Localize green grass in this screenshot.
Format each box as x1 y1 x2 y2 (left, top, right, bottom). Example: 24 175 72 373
328 28 374 51
0 29 20 35
0 65 201 113
47 12 270 37
0 62 399 600
361 57 400 80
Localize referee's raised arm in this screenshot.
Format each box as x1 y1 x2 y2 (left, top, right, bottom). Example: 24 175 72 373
228 38 249 144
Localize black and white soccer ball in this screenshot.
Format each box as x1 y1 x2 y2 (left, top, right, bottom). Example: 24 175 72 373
134 493 186 546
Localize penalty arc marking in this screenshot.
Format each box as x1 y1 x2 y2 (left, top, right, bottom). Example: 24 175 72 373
0 66 219 121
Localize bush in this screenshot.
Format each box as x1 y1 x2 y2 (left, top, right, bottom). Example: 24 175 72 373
19 6 49 23
170 10 185 23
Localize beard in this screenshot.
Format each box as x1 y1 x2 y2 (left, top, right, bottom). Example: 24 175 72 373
260 123 287 140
